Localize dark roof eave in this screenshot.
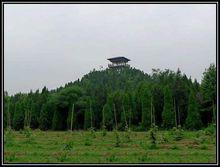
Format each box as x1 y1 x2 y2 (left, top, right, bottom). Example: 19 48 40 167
107 56 130 63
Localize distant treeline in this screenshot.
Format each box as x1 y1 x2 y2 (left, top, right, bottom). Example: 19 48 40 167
4 64 216 131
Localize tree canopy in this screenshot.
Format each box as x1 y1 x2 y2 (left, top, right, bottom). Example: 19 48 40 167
4 64 216 131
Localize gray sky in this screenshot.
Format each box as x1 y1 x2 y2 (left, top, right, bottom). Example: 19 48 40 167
4 4 216 95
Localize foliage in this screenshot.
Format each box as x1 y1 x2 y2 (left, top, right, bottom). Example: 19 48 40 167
114 130 121 147
185 91 202 130
63 141 74 151
204 123 216 136
4 128 14 146
162 86 175 128
4 64 216 131
172 126 184 141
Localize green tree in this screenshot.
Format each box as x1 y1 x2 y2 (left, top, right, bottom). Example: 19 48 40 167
141 84 152 130
162 86 175 128
13 97 26 130
185 90 202 130
201 63 216 123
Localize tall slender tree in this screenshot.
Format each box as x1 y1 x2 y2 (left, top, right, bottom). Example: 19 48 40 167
162 86 175 128
185 91 202 130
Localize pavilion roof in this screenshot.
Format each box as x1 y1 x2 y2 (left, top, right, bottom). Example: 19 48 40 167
107 56 130 63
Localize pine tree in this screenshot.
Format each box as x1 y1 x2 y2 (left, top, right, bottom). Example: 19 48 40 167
141 84 151 130
201 63 216 123
70 103 74 131
185 91 202 130
162 86 175 128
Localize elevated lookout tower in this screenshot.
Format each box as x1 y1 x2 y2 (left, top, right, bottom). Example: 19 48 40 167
107 56 130 69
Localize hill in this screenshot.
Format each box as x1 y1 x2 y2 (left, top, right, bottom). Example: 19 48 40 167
4 64 216 131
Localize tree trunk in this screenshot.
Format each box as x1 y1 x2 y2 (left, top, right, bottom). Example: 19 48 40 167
7 101 11 129
178 105 180 127
212 100 215 123
151 97 152 127
102 106 105 127
28 102 32 128
123 104 128 128
90 100 92 128
24 109 27 128
113 103 118 130
70 103 74 131
153 105 156 126
174 98 177 127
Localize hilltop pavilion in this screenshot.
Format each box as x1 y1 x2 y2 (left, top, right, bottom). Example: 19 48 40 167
107 56 130 69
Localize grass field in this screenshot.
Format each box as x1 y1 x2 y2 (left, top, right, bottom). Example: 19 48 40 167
4 129 216 163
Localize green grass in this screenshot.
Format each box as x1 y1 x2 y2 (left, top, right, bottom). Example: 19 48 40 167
4 130 216 163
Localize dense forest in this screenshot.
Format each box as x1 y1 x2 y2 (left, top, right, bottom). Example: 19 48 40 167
4 63 216 131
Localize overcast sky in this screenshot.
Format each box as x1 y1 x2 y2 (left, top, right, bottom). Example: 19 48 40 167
4 4 216 95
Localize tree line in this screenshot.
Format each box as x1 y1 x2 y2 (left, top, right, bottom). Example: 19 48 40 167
4 63 216 131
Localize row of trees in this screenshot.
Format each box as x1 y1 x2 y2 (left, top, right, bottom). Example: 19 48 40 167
4 64 216 131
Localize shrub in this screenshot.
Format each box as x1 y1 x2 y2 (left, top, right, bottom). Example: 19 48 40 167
204 124 216 136
23 126 32 138
193 136 207 145
23 127 35 144
172 126 184 141
63 141 74 151
124 126 131 143
102 125 107 137
149 126 157 145
160 133 169 143
196 130 205 138
114 130 120 147
89 127 96 138
5 128 14 146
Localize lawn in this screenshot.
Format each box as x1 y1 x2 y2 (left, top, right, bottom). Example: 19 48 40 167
4 129 216 163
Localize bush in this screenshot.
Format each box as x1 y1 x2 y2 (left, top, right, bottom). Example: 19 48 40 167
204 124 216 136
5 128 14 146
124 126 131 143
23 126 32 138
171 126 184 141
89 127 96 138
102 125 107 137
149 126 157 145
196 130 205 138
63 141 74 151
114 130 120 147
160 133 169 143
193 136 208 145
23 127 35 144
